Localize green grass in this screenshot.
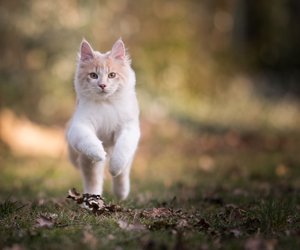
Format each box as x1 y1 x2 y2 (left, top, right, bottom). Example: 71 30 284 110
1 124 300 250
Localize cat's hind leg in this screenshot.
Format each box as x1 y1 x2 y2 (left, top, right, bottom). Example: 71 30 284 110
79 154 105 195
68 143 79 168
112 161 132 200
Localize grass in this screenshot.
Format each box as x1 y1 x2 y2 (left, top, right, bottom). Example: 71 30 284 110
1 117 300 250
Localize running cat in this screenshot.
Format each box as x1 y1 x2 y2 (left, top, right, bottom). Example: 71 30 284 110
67 39 140 200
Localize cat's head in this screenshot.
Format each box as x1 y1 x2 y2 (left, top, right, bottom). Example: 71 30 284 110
75 39 135 101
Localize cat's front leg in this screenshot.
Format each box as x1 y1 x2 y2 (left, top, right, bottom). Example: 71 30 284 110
109 122 140 177
67 124 106 162
79 154 105 195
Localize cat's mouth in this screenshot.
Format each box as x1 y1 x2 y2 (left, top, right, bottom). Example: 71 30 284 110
96 87 116 97
97 88 108 94
97 89 113 98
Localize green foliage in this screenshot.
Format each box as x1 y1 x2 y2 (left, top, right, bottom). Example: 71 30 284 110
0 0 299 127
254 197 295 233
0 200 22 219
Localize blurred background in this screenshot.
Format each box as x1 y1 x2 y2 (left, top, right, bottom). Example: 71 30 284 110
0 0 300 198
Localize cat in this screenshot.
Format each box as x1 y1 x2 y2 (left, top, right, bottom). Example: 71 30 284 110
67 38 140 200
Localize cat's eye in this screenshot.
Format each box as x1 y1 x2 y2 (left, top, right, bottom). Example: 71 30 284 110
108 72 116 79
89 72 98 79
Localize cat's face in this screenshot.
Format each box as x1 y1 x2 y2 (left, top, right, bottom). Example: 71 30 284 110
75 39 132 100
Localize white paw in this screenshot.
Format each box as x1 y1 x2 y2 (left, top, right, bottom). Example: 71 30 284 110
109 157 125 177
114 188 129 200
86 146 106 162
113 182 130 200
109 157 126 177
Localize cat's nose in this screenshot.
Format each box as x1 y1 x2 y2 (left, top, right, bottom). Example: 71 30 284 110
99 84 106 89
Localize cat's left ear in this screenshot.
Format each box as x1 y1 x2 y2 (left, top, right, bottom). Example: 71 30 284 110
110 39 126 60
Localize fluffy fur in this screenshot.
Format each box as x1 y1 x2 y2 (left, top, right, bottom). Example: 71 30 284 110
67 39 140 200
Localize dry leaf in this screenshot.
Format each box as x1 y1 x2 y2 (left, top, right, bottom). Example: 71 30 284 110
176 219 188 229
230 229 242 238
118 220 147 231
68 188 81 200
195 218 210 231
142 207 173 218
35 214 56 228
67 188 120 214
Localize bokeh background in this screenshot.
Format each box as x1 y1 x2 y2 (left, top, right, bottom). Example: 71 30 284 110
0 0 300 198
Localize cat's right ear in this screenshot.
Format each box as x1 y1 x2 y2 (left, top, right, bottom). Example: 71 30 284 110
80 39 94 61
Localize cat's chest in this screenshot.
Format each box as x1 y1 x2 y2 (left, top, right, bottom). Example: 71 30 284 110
93 103 122 129
79 102 125 143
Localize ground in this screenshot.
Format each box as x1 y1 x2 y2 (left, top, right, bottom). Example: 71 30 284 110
0 117 300 250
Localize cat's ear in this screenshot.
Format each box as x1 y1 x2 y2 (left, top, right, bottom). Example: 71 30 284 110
80 39 94 61
110 39 126 60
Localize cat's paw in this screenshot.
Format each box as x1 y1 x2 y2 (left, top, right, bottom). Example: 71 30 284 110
112 174 130 200
86 146 107 162
114 187 130 200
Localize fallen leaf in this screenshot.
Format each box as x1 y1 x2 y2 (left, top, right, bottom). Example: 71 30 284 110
118 219 147 231
195 218 210 231
67 188 121 214
230 228 242 238
82 194 105 211
104 204 122 213
225 204 247 221
141 207 173 218
35 214 56 228
68 188 81 199
176 219 188 229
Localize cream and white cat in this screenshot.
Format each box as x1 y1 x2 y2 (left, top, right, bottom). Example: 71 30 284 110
67 39 140 200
